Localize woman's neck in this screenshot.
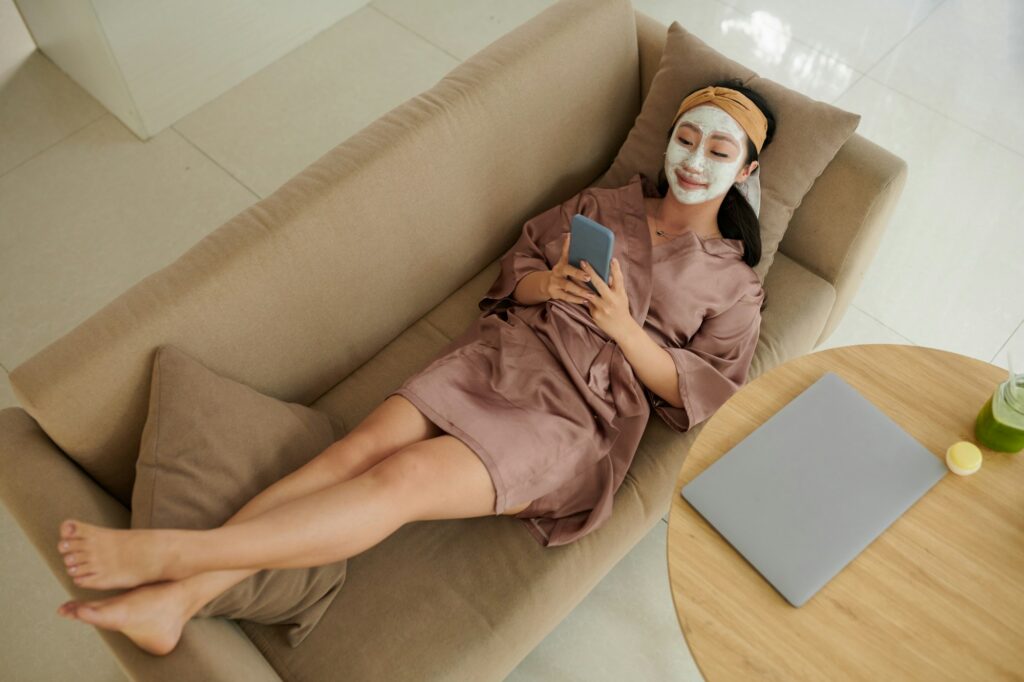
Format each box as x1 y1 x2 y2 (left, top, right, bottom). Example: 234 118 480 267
654 193 722 238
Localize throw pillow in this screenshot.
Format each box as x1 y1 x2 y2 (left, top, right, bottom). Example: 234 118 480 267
131 344 349 648
593 21 861 283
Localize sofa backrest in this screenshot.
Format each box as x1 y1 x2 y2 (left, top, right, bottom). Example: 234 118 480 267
7 0 640 506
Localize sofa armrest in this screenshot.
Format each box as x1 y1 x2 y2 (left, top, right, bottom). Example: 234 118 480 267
779 134 909 347
0 408 281 681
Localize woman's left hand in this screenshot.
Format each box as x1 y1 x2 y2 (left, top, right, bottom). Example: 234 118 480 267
581 258 635 342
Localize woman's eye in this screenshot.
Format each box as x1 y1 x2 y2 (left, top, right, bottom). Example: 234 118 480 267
712 152 727 158
677 138 691 145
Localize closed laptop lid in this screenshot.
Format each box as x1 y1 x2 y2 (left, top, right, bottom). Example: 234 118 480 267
681 371 948 607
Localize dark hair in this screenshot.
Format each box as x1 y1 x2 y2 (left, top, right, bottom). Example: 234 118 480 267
656 78 776 271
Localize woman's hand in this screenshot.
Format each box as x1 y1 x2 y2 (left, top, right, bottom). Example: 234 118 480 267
581 258 635 343
544 233 597 305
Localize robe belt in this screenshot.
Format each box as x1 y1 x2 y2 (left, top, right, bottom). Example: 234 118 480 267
585 340 649 419
534 301 650 420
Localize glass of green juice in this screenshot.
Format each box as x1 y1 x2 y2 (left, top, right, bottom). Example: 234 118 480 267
975 350 1024 453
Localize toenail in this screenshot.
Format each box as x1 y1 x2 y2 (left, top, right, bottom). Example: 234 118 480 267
61 541 68 550
69 566 76 574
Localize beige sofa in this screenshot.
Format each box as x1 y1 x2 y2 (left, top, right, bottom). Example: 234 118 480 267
0 0 907 679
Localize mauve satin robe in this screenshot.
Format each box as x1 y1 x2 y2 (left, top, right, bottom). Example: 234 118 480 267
386 172 765 547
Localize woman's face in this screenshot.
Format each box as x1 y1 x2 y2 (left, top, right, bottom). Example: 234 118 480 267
663 104 751 204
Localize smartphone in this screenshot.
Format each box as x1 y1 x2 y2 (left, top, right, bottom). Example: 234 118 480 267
568 214 615 294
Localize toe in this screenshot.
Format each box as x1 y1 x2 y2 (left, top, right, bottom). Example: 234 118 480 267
71 600 104 623
68 561 90 576
73 602 111 627
60 519 79 538
57 537 85 555
73 572 98 588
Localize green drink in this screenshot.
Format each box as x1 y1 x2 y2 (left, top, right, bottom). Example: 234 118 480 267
974 351 1024 454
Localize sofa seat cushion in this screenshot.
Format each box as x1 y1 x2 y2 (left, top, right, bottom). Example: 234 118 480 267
132 344 350 647
594 21 862 285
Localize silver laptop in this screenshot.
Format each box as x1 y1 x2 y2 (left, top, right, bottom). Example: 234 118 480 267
680 371 948 607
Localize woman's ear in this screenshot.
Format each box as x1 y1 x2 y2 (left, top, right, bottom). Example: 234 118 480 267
736 160 757 183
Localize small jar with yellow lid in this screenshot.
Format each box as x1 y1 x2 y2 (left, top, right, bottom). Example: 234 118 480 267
946 441 982 475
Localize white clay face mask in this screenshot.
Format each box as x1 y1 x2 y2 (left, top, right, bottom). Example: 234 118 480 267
663 104 747 204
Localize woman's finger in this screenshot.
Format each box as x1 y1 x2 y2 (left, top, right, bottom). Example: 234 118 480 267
559 234 570 264
581 261 609 293
559 286 590 305
570 283 596 300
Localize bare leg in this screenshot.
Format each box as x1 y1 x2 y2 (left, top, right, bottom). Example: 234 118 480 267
64 434 500 590
171 435 498 576
57 396 441 626
56 398 531 656
171 395 447 619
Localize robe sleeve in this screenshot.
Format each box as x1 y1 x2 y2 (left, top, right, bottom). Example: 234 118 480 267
478 189 593 316
649 288 765 433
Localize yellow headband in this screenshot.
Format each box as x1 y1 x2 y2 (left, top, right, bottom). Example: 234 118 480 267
672 85 768 155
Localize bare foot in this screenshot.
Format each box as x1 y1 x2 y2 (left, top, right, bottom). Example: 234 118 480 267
57 519 186 590
55 580 193 656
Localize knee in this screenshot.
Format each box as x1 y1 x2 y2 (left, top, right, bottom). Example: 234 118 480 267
365 447 428 497
317 431 380 481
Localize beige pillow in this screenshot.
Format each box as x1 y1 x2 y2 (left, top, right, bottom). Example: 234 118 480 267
131 344 349 648
594 21 861 283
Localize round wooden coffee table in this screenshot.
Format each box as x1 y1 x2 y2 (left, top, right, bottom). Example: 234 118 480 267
667 344 1023 680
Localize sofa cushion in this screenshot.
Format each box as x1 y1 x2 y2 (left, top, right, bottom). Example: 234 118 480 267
131 344 349 647
594 21 861 284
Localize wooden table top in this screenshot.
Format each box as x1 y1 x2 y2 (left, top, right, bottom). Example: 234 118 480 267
667 344 1024 681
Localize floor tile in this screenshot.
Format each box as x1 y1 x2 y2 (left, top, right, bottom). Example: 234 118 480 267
633 0 861 104
371 0 559 61
814 304 917 352
990 320 1024 372
718 0 945 73
172 6 459 199
867 0 1024 156
507 521 702 682
833 76 1024 364
0 41 107 177
0 115 257 369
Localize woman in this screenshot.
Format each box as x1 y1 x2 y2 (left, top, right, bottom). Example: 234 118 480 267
54 79 776 655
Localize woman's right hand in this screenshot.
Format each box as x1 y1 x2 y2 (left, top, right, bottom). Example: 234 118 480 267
544 234 596 305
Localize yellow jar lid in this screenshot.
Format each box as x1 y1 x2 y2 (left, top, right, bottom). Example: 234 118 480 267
947 441 982 471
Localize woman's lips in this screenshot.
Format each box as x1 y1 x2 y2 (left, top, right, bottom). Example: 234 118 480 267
676 169 706 189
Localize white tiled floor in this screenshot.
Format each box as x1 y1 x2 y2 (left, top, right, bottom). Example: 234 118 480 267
1 0 1021 680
